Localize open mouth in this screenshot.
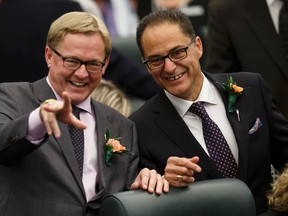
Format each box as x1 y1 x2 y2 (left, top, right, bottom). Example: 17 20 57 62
165 73 184 81
70 81 86 87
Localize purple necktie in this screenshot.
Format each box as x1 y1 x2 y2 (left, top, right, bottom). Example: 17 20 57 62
68 106 84 176
190 102 238 178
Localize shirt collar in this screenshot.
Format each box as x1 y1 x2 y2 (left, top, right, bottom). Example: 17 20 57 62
46 77 92 114
165 73 218 117
266 0 278 6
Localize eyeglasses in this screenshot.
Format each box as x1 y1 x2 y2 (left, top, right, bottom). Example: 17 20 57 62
51 47 105 74
143 41 193 70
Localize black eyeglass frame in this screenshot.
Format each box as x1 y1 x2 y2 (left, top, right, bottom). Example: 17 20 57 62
142 40 194 70
50 47 105 73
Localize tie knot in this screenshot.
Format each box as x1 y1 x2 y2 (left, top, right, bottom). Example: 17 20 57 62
189 102 207 118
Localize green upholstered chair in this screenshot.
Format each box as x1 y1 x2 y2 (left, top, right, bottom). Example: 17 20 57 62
100 178 256 216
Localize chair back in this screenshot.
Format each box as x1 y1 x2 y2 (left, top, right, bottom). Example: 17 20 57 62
100 178 256 216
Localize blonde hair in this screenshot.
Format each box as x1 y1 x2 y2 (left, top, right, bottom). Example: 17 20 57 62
46 11 112 57
91 79 132 117
267 164 288 212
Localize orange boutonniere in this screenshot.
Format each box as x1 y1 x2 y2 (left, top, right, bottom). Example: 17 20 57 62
221 76 244 113
104 129 134 166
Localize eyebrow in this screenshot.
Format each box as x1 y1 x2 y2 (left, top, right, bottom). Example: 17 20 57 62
52 47 104 63
63 54 104 63
146 44 187 60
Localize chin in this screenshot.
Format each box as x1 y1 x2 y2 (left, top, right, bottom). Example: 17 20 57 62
71 95 88 105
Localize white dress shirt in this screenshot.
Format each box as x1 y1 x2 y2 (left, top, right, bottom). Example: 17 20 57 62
165 74 239 163
267 0 284 33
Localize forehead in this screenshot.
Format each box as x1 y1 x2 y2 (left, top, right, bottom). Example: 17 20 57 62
142 23 190 56
59 32 106 57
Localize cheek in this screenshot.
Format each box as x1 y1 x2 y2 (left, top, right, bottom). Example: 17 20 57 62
49 68 70 87
150 71 162 83
90 76 102 91
151 75 165 89
149 68 161 77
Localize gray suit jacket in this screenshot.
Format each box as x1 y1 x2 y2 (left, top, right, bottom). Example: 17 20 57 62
206 0 288 118
0 78 138 216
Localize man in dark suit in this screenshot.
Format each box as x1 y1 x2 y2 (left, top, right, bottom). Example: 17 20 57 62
205 0 288 118
0 12 168 216
129 10 288 215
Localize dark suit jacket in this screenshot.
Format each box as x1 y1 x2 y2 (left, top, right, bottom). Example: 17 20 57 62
0 0 82 83
129 72 288 215
0 78 139 216
206 0 288 118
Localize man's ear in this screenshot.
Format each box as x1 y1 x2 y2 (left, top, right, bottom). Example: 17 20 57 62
45 46 53 68
101 55 110 75
195 36 203 58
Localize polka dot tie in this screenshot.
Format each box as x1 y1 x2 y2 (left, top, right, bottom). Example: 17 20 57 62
68 106 84 176
190 102 238 178
280 0 288 61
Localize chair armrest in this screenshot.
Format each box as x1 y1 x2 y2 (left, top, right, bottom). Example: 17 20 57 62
100 178 256 216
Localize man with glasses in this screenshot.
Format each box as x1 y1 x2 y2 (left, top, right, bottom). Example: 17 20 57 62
129 10 288 215
0 12 168 216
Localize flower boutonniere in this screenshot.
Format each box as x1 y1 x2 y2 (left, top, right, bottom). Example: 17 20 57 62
221 76 244 113
104 128 134 166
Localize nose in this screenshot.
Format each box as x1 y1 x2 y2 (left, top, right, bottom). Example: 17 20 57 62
163 57 176 73
74 64 89 77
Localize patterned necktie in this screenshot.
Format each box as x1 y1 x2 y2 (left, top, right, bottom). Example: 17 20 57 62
68 106 84 176
190 102 238 178
279 0 288 61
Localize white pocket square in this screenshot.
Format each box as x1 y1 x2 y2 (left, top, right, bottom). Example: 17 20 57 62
248 118 262 135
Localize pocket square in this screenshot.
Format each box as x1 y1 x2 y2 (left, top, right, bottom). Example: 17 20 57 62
248 118 262 135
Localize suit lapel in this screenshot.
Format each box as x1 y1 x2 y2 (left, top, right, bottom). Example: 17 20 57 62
32 78 86 197
206 72 250 180
227 99 249 180
57 123 86 194
243 0 288 78
154 91 222 178
90 100 110 199
32 78 56 103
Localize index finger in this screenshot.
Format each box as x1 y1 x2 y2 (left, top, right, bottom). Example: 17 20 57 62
189 156 201 173
174 156 201 173
61 91 72 113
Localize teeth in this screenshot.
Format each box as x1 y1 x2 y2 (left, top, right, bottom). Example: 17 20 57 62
167 73 183 81
174 74 183 80
71 81 85 87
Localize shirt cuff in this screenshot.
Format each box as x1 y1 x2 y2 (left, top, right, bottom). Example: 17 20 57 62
27 107 47 145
